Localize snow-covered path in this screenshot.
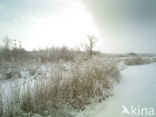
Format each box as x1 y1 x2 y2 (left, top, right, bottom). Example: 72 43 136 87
76 63 156 117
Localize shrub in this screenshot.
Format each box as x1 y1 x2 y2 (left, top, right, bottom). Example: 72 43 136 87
1 58 120 117
124 56 152 66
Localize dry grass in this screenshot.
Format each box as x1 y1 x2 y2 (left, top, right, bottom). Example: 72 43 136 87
124 56 152 66
0 46 80 64
0 58 120 117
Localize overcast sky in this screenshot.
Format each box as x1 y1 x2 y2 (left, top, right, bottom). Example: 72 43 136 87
0 0 156 53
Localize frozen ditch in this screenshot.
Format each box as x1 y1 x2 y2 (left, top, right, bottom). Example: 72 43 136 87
76 63 156 117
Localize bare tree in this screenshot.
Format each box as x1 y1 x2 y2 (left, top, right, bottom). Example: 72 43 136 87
82 35 97 57
0 36 13 61
2 36 12 50
0 36 26 61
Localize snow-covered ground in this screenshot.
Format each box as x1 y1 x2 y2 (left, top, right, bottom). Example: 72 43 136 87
76 63 156 117
0 56 155 116
0 61 75 115
0 57 120 116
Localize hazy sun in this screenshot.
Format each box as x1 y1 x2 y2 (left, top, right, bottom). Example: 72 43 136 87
25 1 99 50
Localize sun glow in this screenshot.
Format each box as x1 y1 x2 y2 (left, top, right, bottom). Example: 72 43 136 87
23 0 99 50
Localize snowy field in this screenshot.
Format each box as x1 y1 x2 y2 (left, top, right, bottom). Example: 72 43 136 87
0 55 155 117
76 62 156 117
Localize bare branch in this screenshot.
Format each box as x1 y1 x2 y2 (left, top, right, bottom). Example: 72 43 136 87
82 35 97 57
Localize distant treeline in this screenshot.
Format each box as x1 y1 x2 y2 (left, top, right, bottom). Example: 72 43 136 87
1 36 153 64
0 36 102 63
